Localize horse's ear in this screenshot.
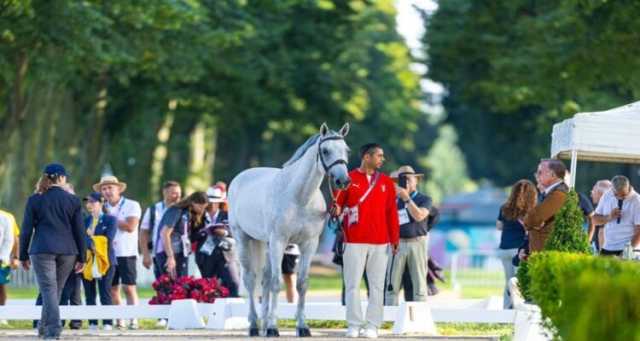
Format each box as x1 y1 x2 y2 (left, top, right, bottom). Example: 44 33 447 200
319 122 329 136
339 123 350 137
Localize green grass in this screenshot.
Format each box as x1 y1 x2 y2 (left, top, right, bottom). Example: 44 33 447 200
1 319 512 338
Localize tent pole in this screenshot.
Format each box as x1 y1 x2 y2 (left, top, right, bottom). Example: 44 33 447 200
570 149 578 188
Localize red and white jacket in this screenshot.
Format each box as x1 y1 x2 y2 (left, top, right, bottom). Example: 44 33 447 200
335 169 399 245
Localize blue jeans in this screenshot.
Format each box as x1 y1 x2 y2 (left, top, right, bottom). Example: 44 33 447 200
82 265 115 326
31 254 76 338
154 252 188 278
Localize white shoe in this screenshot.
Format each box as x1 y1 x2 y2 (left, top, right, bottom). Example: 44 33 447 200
102 324 113 331
155 319 167 328
128 319 139 330
345 327 360 338
116 319 126 329
361 327 378 339
88 324 98 333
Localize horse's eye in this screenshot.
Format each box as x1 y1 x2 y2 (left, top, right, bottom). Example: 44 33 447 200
323 149 329 155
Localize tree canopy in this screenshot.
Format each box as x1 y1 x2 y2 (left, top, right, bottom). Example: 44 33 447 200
422 0 640 187
0 0 435 216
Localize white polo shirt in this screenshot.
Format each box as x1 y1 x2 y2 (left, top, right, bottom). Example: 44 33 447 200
595 189 640 251
106 197 142 257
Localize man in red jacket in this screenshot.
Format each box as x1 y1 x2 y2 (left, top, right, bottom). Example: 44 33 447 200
335 143 399 339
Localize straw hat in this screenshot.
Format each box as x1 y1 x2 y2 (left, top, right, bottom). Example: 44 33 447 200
92 175 127 192
390 165 424 180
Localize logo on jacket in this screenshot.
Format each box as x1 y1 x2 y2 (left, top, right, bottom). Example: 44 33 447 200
381 185 386 192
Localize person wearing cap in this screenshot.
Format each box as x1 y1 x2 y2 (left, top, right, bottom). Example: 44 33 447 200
81 192 117 331
333 143 399 339
94 175 142 330
156 191 209 278
20 163 86 339
384 166 431 306
139 181 182 279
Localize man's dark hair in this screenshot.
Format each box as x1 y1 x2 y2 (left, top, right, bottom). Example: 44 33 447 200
360 143 382 159
541 159 567 180
162 180 181 190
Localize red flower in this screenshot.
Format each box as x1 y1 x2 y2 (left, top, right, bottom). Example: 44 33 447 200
150 275 230 304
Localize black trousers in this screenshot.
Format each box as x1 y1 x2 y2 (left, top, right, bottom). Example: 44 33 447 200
195 251 239 297
154 252 188 278
82 265 115 326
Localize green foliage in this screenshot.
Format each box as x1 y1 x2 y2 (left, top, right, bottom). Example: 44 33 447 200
515 259 531 302
527 252 640 341
422 0 640 185
0 0 434 216
544 190 591 253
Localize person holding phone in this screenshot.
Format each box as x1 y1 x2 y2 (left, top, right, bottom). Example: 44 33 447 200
384 165 431 306
20 163 86 340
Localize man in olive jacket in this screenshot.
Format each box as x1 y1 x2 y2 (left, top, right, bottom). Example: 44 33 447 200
523 159 569 252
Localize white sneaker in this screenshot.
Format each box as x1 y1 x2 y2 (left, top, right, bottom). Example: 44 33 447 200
88 324 98 333
361 327 378 339
155 319 167 328
128 319 139 330
345 327 360 338
102 324 113 331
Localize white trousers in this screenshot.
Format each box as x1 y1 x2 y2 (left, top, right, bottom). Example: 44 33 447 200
343 243 389 329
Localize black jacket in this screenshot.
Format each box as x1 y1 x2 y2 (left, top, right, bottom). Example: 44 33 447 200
20 187 87 262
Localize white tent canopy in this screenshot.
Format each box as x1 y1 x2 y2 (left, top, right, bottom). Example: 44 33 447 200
551 101 640 187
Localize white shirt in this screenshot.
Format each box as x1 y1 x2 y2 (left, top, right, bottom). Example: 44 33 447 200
595 189 640 251
544 181 564 196
106 197 142 257
140 201 170 255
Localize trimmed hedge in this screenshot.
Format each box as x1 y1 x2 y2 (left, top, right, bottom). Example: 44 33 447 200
518 190 590 301
527 252 640 340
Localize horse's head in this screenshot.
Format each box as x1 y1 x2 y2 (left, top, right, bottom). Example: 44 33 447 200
317 123 351 189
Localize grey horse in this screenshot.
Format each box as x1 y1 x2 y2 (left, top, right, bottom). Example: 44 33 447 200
228 123 351 337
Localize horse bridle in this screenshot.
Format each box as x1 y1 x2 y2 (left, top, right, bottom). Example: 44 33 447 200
317 136 348 174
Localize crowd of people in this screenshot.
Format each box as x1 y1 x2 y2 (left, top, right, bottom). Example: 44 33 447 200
0 163 247 339
496 159 640 309
2 146 636 340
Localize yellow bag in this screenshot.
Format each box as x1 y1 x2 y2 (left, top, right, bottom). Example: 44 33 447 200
83 235 110 281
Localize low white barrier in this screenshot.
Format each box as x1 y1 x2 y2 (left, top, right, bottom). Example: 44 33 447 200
0 297 547 339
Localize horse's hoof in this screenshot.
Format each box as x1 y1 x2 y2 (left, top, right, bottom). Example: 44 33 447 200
266 328 280 337
296 327 312 337
249 328 260 337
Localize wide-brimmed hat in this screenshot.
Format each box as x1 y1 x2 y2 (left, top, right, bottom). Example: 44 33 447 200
206 186 227 203
92 175 127 192
390 165 424 180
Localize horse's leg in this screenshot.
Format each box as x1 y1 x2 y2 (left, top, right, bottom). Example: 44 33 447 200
236 229 265 337
265 236 285 337
260 251 272 334
295 238 319 337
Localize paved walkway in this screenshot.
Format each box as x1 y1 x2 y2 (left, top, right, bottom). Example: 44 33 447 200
0 329 500 340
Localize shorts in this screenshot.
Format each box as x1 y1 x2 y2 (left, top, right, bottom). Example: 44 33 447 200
281 254 299 275
0 265 11 285
112 256 137 286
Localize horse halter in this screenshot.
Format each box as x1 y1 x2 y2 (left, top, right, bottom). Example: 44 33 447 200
317 136 348 174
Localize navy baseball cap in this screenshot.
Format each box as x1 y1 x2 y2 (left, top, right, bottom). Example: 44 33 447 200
43 163 68 177
83 192 103 203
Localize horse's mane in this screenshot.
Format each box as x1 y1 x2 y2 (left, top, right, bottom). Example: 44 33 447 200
283 131 340 168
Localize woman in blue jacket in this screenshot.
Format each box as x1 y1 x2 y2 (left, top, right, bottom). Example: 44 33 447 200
82 192 117 331
20 163 86 339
